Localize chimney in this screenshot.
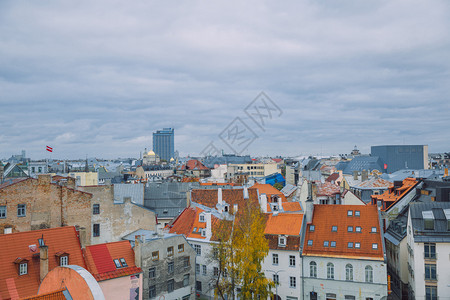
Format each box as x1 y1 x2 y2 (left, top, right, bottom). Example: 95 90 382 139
361 170 368 182
66 177 76 189
134 235 142 268
217 188 223 206
39 244 49 282
445 168 448 177
305 197 314 224
78 227 87 249
260 194 268 213
38 174 51 185
353 171 358 181
277 196 283 211
205 213 212 239
233 204 238 214
243 186 249 199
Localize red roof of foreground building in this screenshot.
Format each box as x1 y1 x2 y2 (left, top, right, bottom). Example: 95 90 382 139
264 213 304 236
167 207 220 240
83 241 142 282
303 205 384 260
22 288 67 300
0 227 86 300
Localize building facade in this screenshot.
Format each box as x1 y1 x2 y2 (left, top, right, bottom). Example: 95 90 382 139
371 145 428 174
153 128 174 162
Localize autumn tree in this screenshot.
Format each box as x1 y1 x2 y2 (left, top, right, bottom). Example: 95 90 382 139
212 199 274 299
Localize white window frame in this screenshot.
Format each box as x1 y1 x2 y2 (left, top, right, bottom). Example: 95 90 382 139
0 205 6 218
19 263 27 275
60 256 69 266
289 276 296 288
289 255 296 267
272 253 279 265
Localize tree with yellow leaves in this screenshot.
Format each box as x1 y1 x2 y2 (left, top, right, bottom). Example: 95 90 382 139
212 198 274 299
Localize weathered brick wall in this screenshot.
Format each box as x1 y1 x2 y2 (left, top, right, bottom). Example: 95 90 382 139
0 175 92 238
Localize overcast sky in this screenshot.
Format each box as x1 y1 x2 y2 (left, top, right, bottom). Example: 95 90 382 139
1 1 449 159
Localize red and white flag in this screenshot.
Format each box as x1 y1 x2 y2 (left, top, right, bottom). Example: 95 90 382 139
46 145 53 152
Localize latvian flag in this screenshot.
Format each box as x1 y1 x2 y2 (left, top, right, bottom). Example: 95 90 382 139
46 145 53 152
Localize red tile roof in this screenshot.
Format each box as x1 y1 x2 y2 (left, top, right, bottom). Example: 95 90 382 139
264 213 304 236
325 173 339 183
178 160 209 171
167 207 220 239
371 178 418 211
251 183 286 202
84 241 142 282
200 182 238 186
272 158 283 163
303 205 384 260
22 288 67 300
0 227 86 300
279 202 302 212
316 182 340 197
190 188 259 208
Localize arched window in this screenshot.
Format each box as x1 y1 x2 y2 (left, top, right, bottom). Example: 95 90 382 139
310 261 317 278
327 263 334 279
345 264 353 281
365 265 373 283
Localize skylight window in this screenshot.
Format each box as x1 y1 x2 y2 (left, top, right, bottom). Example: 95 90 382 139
331 226 338 232
307 240 313 246
323 241 329 247
355 211 360 217
356 226 362 233
114 259 122 268
330 241 336 247
423 210 435 230
355 242 361 249
347 210 353 216
309 225 315 232
348 242 353 248
372 243 378 249
348 226 353 232
120 258 128 267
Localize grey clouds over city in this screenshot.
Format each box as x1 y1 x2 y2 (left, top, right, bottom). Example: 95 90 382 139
1 1 449 159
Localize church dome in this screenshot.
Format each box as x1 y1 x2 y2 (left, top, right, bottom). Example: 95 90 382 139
147 150 156 156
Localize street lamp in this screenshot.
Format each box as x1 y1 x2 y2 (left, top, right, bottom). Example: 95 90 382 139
265 269 284 300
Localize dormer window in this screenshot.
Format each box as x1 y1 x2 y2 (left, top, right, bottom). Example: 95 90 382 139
444 209 450 231
120 258 128 267
224 206 229 213
278 236 286 247
60 256 69 266
201 229 206 237
309 225 315 232
114 259 122 268
331 226 337 232
272 204 278 211
347 210 353 216
199 214 205 222
371 227 377 233
423 210 435 230
19 263 27 275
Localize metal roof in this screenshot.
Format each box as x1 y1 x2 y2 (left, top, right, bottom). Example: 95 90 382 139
410 202 450 243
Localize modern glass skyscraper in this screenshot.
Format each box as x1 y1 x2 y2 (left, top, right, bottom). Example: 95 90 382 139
153 128 174 161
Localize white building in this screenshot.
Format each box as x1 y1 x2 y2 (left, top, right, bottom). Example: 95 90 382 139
302 202 388 300
407 202 450 300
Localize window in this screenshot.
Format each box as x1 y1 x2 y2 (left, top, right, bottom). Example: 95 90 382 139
213 248 219 259
183 274 190 287
149 267 156 278
196 263 200 274
194 244 201 256
60 256 69 266
168 279 174 293
202 265 207 275
289 276 296 288
309 225 315 232
223 268 228 278
347 226 353 232
196 281 202 292
0 206 6 218
273 274 279 284
93 204 100 215
214 267 219 276
307 240 313 246
114 259 122 268
17 204 26 217
199 214 205 222
272 253 278 265
345 264 353 281
348 242 354 248
355 226 362 233
372 243 378 249
371 227 377 233
347 210 353 216
149 285 156 299
323 240 329 247
425 264 437 280
289 255 296 267
327 263 334 279
120 258 127 267
278 236 286 246
424 243 436 259
178 244 184 253
345 296 356 300
19 263 27 275
355 211 360 217
330 241 336 247
310 261 317 278
423 211 435 230
168 261 174 273
152 251 159 261
355 242 361 249
93 224 100 237
331 226 338 232
365 266 373 283
167 246 174 257
426 285 437 300
184 256 190 268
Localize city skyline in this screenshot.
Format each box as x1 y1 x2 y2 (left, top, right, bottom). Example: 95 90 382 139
1 1 449 159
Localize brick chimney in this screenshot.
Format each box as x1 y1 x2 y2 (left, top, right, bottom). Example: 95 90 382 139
66 177 76 189
38 174 51 185
39 244 49 282
78 227 87 248
134 235 142 268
